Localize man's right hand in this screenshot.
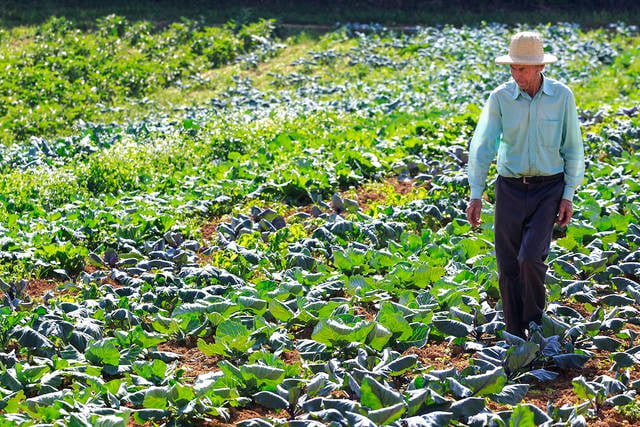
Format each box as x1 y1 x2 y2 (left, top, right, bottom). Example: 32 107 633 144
466 198 482 227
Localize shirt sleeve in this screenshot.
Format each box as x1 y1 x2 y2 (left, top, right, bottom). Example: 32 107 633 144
560 91 585 201
468 92 502 199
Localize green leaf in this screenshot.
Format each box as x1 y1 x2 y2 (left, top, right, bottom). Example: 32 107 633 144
592 336 622 352
367 402 406 425
505 342 539 374
556 235 579 251
197 338 227 357
212 319 256 354
0 390 25 413
143 387 169 409
367 323 392 351
217 360 242 382
11 327 53 349
334 248 367 272
612 277 640 292
311 319 375 347
405 389 430 416
606 393 634 407
15 364 50 384
172 302 210 316
237 296 268 313
404 323 430 348
93 415 126 427
599 294 635 307
344 411 377 427
254 391 289 410
385 355 418 376
269 299 294 322
85 339 120 366
432 317 472 337
360 375 403 410
572 376 597 401
375 302 413 341
511 404 552 426
406 412 453 426
150 315 180 334
447 378 472 398
24 390 64 411
132 328 165 349
412 264 446 287
541 314 569 337
465 367 507 396
490 384 529 405
516 369 559 382
241 364 285 381
132 359 167 381
450 397 485 418
105 379 123 396
509 404 535 427
552 353 590 369
306 373 329 398
133 409 171 423
611 351 638 370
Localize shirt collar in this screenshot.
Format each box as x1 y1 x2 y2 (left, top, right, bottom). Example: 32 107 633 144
511 74 554 100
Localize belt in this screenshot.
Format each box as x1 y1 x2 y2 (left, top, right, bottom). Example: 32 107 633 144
501 172 564 184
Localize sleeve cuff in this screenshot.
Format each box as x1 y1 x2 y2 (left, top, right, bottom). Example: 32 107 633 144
470 187 484 199
562 187 576 201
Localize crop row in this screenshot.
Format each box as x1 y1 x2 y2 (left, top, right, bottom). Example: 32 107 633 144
0 21 638 426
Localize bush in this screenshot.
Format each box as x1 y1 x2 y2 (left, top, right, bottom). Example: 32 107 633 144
0 16 279 144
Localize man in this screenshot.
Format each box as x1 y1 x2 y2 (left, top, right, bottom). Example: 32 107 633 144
466 31 585 339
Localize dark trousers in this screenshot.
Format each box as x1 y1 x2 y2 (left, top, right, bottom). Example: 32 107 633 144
494 174 564 338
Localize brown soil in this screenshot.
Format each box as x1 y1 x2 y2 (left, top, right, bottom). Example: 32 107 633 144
404 340 640 425
157 341 223 383
21 278 82 301
201 220 220 242
191 406 285 427
562 299 592 319
281 349 302 365
84 264 123 288
229 407 285 424
283 204 314 218
353 305 376 321
595 405 639 427
387 177 416 195
355 187 388 210
22 279 59 299
125 397 284 427
404 342 470 372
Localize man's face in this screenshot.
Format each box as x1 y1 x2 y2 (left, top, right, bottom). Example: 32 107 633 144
510 64 545 90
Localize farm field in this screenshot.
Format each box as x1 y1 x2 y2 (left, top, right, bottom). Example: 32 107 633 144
0 12 639 426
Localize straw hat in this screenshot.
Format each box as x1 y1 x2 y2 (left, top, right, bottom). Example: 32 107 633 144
495 31 558 65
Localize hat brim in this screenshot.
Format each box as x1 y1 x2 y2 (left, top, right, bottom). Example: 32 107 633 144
495 53 558 65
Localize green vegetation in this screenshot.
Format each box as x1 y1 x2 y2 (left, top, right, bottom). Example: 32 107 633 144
0 15 277 143
2 0 640 28
0 12 638 426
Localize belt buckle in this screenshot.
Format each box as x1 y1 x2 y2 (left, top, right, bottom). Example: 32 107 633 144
522 176 529 184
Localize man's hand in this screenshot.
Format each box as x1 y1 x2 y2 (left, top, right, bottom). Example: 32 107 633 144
556 199 574 227
466 198 482 227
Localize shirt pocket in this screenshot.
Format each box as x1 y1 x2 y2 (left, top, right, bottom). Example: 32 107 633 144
539 119 561 147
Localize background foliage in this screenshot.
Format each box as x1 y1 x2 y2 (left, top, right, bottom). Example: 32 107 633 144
0 5 638 426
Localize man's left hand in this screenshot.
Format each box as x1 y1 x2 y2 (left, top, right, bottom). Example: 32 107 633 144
556 199 574 227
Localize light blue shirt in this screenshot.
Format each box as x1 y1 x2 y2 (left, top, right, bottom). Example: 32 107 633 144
468 75 584 201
